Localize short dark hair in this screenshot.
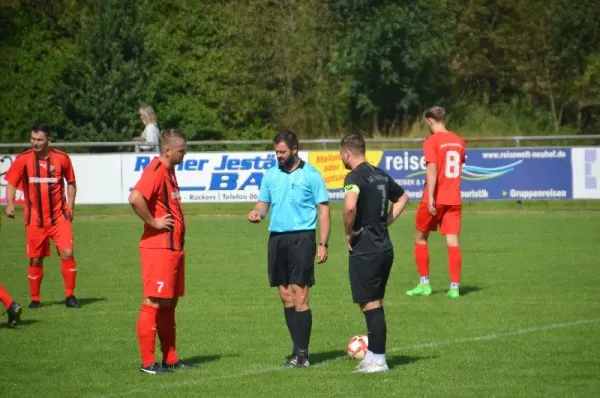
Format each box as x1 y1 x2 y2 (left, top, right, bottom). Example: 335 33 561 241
424 106 445 122
340 133 366 154
160 128 186 150
32 124 51 137
273 130 299 150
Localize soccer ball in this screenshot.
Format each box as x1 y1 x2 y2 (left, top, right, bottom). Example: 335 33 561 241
346 335 368 360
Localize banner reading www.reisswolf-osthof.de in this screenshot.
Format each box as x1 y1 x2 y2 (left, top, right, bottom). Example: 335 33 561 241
309 147 599 201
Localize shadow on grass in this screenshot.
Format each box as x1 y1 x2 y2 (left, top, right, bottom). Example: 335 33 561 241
309 350 346 365
386 354 434 369
180 353 240 366
457 285 481 296
432 285 482 296
41 297 108 307
1 319 42 329
309 351 435 370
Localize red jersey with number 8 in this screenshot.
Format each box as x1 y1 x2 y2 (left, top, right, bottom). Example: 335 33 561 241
421 132 466 205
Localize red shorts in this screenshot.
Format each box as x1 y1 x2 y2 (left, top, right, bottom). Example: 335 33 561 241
415 202 462 235
140 248 185 299
26 219 74 259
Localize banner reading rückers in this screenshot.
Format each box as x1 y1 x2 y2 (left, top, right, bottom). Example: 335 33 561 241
121 151 309 203
310 148 573 201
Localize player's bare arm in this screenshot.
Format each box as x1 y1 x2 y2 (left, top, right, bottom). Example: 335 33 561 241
426 162 438 216
316 202 330 264
248 201 270 223
343 190 362 251
387 192 409 226
128 190 174 230
67 181 77 220
5 183 17 218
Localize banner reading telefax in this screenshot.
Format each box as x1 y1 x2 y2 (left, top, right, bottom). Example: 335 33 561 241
121 151 308 203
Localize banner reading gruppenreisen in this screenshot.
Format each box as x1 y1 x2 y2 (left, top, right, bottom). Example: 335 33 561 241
310 147 584 201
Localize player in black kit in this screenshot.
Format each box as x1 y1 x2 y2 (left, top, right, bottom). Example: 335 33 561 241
339 133 409 373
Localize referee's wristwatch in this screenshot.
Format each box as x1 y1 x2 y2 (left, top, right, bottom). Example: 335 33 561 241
319 242 329 248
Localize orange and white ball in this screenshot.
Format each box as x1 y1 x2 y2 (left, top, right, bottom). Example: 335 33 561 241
346 335 368 360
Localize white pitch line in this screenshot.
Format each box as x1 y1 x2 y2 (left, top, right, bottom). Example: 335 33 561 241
312 317 600 367
94 317 600 397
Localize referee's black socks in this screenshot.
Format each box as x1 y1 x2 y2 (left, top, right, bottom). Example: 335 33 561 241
364 307 386 355
284 306 297 349
295 308 313 354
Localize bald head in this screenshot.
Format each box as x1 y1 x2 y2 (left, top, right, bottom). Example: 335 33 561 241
159 128 187 167
160 128 186 153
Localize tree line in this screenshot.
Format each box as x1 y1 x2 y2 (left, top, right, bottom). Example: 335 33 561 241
1 0 599 147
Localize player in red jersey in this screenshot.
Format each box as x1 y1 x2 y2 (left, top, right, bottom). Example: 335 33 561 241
4 124 81 309
406 107 466 298
0 284 22 327
129 128 195 375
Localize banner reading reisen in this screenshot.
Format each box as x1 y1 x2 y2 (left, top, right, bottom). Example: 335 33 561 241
309 148 574 201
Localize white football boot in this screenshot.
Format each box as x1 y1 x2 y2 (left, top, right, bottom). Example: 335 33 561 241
353 361 389 373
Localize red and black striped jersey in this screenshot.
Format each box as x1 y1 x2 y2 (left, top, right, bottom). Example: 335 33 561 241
4 149 76 226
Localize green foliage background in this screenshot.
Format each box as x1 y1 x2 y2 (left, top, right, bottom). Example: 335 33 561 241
1 0 599 146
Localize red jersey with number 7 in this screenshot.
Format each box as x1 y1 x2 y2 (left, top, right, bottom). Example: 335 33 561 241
421 132 466 205
132 157 185 251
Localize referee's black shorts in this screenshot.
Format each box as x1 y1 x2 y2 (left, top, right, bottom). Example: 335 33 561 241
349 249 394 303
268 230 316 287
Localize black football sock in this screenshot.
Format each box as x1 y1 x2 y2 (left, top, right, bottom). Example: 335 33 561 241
295 308 312 354
364 307 386 355
284 306 297 350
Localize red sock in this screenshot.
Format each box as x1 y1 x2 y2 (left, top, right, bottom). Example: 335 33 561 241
414 243 430 278
61 258 77 297
157 306 179 364
0 285 13 309
137 304 158 367
448 246 462 284
28 265 44 302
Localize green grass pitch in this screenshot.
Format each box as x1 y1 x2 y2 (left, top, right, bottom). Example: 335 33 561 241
1 202 600 397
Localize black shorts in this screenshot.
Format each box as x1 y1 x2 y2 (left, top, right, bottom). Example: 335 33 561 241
349 250 394 303
268 230 316 287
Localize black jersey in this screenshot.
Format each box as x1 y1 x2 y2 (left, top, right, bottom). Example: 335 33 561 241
344 162 405 255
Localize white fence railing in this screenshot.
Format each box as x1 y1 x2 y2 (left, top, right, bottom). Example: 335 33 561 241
0 134 599 150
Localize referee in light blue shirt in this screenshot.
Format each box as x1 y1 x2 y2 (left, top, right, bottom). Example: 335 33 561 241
248 130 331 369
